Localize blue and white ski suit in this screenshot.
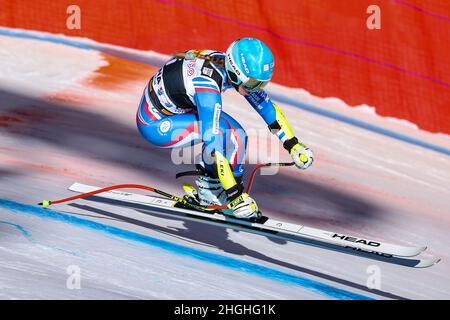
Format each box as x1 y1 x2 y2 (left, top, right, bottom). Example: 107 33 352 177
137 50 298 193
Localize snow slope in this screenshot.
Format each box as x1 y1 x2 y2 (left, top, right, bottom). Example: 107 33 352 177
0 31 449 300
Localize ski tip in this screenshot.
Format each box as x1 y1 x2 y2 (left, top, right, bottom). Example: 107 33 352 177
415 257 441 268
38 200 51 208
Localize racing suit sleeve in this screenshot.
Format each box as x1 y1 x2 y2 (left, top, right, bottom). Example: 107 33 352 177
245 90 301 152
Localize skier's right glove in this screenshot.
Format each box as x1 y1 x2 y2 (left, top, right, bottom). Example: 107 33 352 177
227 193 259 219
288 140 314 170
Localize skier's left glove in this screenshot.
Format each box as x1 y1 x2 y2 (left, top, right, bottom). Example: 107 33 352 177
289 141 314 170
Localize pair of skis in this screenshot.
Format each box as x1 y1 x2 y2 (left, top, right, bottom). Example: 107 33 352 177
39 180 440 268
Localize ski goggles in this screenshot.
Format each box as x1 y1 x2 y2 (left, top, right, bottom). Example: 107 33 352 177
242 78 269 92
226 69 269 93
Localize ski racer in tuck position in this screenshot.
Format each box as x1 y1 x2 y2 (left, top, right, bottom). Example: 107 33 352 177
136 38 314 220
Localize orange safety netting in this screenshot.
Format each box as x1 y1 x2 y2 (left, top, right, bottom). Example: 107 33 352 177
1 0 449 134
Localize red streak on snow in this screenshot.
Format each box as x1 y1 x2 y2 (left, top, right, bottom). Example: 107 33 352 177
0 115 23 128
2 158 92 182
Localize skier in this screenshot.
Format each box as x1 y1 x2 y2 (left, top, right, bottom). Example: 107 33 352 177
136 38 313 220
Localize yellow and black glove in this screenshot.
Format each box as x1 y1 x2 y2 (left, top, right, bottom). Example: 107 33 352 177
284 137 314 170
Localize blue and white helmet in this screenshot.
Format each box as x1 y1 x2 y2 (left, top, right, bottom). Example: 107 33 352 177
225 38 274 92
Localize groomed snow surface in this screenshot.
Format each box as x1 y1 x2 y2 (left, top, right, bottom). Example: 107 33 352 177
0 31 449 300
